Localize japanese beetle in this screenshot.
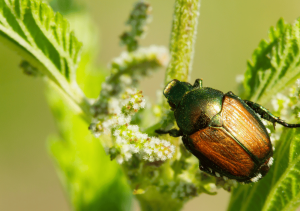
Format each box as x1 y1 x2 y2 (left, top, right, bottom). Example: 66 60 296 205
156 79 300 183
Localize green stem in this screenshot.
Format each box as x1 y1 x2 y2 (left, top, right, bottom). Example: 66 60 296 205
158 0 201 128
137 187 183 211
42 65 92 122
47 79 92 123
165 0 201 85
139 2 201 209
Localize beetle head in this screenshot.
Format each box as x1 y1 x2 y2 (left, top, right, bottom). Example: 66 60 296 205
163 79 193 110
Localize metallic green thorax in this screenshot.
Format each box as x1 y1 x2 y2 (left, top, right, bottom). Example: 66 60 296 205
163 79 224 135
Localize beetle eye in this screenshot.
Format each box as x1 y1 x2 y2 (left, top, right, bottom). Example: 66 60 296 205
168 101 176 110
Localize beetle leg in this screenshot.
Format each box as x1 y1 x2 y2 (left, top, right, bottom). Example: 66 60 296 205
244 100 300 129
155 128 183 137
193 78 203 89
199 165 215 176
181 135 193 152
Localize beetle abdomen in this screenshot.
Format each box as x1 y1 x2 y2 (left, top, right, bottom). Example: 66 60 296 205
189 127 254 177
187 93 273 181
221 94 272 160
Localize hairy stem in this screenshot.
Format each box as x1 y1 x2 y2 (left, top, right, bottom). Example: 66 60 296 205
137 187 183 211
47 79 92 123
139 2 201 209
153 0 201 131
165 0 201 85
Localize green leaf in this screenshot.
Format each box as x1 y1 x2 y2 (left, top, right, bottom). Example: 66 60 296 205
243 18 300 104
47 86 132 211
49 0 84 15
0 0 81 80
44 9 132 210
229 17 300 211
227 128 300 211
0 0 90 116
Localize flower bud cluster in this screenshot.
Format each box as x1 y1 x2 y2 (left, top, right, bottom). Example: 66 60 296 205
109 46 169 87
113 125 175 164
90 89 144 135
120 1 152 52
271 80 300 119
169 180 198 201
215 177 238 192
89 89 175 164
271 93 290 118
121 89 146 115
288 82 300 119
91 45 169 117
267 80 300 146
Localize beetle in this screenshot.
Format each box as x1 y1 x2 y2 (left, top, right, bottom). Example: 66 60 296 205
156 78 300 183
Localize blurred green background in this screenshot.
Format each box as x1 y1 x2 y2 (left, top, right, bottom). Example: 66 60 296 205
1 0 300 210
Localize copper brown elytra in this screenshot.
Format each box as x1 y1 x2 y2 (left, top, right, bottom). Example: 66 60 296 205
156 79 300 183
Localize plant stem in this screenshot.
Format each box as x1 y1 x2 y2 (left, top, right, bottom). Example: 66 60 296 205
137 187 183 211
165 0 201 85
47 79 92 123
155 0 201 129
139 2 201 209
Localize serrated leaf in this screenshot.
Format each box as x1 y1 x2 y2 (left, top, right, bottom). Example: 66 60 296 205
227 128 300 211
0 0 86 108
47 86 132 211
43 10 132 210
243 18 300 105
